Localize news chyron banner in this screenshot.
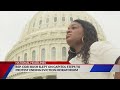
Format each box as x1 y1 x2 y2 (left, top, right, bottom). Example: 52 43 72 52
0 62 15 79
0 61 120 79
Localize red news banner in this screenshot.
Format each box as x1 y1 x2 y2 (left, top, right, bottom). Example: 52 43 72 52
0 61 120 79
0 61 70 79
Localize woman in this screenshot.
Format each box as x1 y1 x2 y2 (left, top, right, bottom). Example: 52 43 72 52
57 19 120 79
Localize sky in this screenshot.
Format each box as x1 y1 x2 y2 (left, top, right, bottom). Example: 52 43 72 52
0 11 120 61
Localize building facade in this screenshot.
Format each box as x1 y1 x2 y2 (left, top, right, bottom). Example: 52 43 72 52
5 11 106 79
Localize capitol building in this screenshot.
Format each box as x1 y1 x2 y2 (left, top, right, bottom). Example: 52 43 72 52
5 11 106 79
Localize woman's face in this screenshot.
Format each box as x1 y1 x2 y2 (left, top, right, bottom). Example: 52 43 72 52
66 21 84 47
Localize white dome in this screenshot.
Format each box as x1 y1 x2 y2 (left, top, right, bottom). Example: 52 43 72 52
20 11 106 41
5 11 106 61
5 11 106 79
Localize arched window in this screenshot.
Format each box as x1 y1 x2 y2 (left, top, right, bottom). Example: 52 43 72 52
33 22 35 27
62 17 65 21
62 47 67 60
54 17 57 22
18 56 20 61
39 20 42 25
46 18 49 23
70 17 73 22
32 50 36 61
51 47 56 60
41 48 45 61
24 53 27 61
